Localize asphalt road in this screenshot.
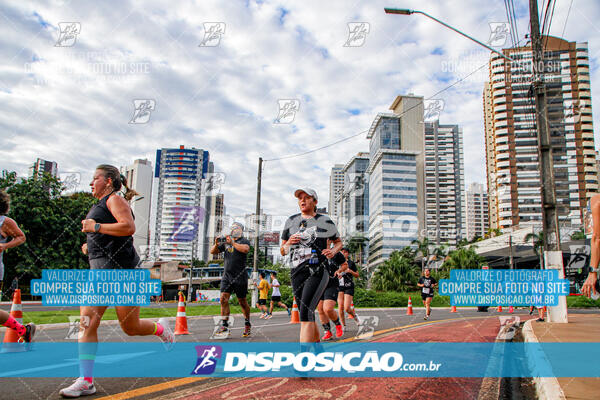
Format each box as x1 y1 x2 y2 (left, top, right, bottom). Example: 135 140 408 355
1 308 598 399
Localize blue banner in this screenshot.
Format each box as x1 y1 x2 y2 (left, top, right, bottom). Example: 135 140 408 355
1 342 599 378
30 269 161 306
438 269 570 306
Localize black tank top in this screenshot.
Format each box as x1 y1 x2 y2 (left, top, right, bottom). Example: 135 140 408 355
86 192 139 268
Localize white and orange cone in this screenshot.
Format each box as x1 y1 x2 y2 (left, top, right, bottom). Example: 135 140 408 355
406 296 414 315
174 292 189 335
2 289 26 352
290 297 300 324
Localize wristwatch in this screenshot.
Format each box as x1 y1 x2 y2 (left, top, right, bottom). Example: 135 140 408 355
590 266 599 273
94 223 101 233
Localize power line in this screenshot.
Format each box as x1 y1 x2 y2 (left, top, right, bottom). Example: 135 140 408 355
561 0 574 39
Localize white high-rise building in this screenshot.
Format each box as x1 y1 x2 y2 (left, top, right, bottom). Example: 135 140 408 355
465 183 489 241
120 159 153 257
424 121 466 245
367 95 425 270
150 146 210 261
484 36 597 230
329 164 344 218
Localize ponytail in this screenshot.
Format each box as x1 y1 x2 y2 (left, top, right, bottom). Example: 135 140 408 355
96 164 138 201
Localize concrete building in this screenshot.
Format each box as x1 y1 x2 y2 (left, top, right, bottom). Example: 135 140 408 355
424 121 466 245
465 182 489 240
338 152 370 239
367 95 425 270
329 164 345 220
484 36 597 231
120 159 153 257
150 145 210 262
29 158 57 178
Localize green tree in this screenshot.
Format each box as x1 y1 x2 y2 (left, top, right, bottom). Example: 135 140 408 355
371 248 420 292
346 234 369 264
485 228 502 239
439 245 484 279
0 171 96 284
570 228 586 241
525 231 544 269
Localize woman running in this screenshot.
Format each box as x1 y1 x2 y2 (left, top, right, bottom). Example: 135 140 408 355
582 193 600 299
0 190 34 342
59 165 174 398
337 247 360 328
418 268 437 320
281 188 342 343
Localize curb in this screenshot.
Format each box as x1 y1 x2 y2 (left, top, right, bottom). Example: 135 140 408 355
522 319 566 400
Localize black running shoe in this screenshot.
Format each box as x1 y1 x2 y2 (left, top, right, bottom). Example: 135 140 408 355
242 325 251 337
23 323 36 343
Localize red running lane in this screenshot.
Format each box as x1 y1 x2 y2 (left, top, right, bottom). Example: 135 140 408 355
174 317 512 400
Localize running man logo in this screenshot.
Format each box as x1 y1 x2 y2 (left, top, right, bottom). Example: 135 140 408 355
199 22 226 47
423 99 444 122
355 316 379 340
344 22 370 47
274 99 300 124
129 99 156 124
55 22 81 47
65 316 90 340
59 172 81 194
169 206 205 242
487 22 510 47
204 172 226 195
191 345 222 375
564 99 588 123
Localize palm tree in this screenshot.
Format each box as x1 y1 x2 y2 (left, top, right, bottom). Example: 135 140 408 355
372 249 420 292
346 234 369 266
411 237 431 270
485 228 502 239
524 231 544 269
440 245 484 278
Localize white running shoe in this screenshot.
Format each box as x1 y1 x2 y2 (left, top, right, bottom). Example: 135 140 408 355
59 377 96 398
354 315 361 326
259 313 266 319
157 318 175 351
266 314 273 319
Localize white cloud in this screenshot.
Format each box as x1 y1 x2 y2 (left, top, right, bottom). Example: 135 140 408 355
1 0 600 221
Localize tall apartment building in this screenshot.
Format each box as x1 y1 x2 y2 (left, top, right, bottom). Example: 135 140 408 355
329 164 345 219
367 95 425 270
465 183 489 240
245 209 272 233
208 193 225 261
120 159 153 257
151 146 210 261
484 36 597 230
29 158 58 178
424 121 466 245
338 152 370 239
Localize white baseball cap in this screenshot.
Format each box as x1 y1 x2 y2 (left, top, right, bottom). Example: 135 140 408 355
294 188 318 202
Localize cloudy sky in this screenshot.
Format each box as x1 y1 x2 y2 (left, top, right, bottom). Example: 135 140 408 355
1 0 600 219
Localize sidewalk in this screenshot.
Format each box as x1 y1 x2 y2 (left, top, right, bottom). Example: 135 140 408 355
522 313 600 400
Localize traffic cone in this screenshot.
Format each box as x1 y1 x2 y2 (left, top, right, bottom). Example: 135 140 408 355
290 297 300 324
174 292 189 335
2 289 26 352
450 305 457 313
406 296 414 315
508 305 514 314
497 305 503 312
348 303 355 319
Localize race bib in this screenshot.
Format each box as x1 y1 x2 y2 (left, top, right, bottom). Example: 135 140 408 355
338 276 344 286
291 247 312 268
423 287 431 294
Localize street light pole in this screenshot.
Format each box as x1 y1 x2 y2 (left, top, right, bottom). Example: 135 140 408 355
251 157 263 308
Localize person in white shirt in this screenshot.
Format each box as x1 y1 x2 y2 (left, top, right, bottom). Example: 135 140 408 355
268 272 291 317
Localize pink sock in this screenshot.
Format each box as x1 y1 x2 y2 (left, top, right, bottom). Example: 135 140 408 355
153 322 164 336
2 316 26 337
84 377 93 384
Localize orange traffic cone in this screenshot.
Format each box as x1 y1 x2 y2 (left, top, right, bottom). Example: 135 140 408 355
406 296 414 315
348 303 355 319
174 292 189 335
450 305 457 313
2 289 26 352
508 305 514 314
290 297 300 324
497 305 503 312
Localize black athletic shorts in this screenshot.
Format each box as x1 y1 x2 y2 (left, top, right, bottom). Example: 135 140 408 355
421 293 434 301
341 285 354 296
291 264 328 322
321 278 339 301
220 279 248 299
258 298 267 305
271 295 281 302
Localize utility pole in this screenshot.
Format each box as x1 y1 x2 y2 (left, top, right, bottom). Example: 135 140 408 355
529 0 561 252
251 157 263 308
529 0 567 322
508 234 514 269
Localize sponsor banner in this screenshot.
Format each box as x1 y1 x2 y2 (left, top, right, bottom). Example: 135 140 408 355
439 269 569 307
30 269 161 306
1 342 599 378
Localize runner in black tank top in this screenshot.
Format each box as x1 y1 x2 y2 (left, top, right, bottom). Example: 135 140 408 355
60 165 174 398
